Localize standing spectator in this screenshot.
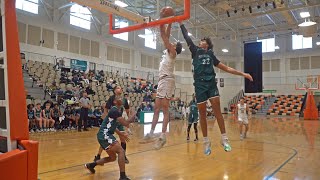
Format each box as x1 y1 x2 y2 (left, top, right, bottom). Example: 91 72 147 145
79 91 90 132
182 105 187 120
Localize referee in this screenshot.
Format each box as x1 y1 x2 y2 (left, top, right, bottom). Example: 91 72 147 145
79 91 90 132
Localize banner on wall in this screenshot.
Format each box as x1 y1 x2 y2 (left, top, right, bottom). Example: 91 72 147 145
70 59 87 71
220 78 224 87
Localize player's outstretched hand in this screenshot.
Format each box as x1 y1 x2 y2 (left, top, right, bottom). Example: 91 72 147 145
244 73 253 81
120 132 130 142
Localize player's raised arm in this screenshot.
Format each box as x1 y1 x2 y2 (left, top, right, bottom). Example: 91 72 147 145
160 24 176 58
216 62 253 81
179 22 196 54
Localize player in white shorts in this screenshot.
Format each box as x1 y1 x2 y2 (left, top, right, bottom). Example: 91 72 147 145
235 99 250 140
143 22 182 150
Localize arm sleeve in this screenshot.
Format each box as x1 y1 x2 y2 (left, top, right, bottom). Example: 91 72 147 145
180 24 197 55
212 53 221 67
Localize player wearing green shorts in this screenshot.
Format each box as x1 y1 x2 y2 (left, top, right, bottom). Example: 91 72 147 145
187 97 199 142
94 85 131 164
85 95 135 180
179 21 253 155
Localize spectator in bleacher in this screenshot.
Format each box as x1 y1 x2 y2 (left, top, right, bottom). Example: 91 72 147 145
94 106 103 126
63 105 75 130
51 103 62 130
124 93 130 106
42 103 56 132
83 74 90 85
34 103 43 132
27 104 36 133
88 108 95 128
143 102 153 111
86 84 95 95
64 87 74 100
42 100 53 109
72 74 80 86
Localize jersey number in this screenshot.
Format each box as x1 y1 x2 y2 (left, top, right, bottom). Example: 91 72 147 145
202 58 210 65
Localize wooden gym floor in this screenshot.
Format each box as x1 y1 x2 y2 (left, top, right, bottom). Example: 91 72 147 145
31 115 320 180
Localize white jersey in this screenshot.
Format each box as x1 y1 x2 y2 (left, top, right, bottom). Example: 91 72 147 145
237 103 248 119
159 50 176 78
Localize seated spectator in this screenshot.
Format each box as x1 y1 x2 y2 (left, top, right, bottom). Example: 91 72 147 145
94 106 103 126
72 74 80 86
27 104 36 133
63 105 75 130
88 108 95 128
34 103 43 132
144 102 153 111
64 87 74 100
86 85 96 95
51 103 62 129
42 103 55 132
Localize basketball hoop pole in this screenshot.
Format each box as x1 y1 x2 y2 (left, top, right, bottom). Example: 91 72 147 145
109 0 191 34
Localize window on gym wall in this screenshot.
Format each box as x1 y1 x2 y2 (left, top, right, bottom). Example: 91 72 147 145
292 35 312 50
145 29 156 49
113 19 128 41
70 4 91 30
16 0 39 14
257 38 275 53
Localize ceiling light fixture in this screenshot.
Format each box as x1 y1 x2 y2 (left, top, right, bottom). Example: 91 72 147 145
114 1 128 8
272 1 276 8
300 12 310 18
298 19 317 27
227 11 230 17
188 32 192 36
275 46 280 49
222 49 229 53
249 6 252 13
316 42 320 46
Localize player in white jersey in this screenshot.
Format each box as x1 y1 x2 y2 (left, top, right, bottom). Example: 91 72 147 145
235 99 250 140
143 23 182 150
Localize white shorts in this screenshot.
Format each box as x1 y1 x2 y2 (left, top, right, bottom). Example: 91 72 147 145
238 116 248 124
156 77 175 99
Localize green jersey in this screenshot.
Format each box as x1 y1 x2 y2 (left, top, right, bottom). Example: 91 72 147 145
97 106 122 140
192 49 220 81
189 101 198 114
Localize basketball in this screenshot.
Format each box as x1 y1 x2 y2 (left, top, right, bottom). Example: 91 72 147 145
160 6 175 18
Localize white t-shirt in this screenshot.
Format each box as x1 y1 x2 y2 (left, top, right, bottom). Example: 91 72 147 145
237 103 248 118
159 49 176 78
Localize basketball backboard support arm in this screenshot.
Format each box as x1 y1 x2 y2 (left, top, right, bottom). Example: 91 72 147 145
109 0 191 34
70 0 146 23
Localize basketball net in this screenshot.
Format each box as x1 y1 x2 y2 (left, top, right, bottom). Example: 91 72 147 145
150 27 160 43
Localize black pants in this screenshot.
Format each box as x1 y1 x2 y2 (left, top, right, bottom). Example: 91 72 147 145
79 108 88 130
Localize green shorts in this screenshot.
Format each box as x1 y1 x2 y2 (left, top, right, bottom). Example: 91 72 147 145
97 135 117 150
188 113 198 124
117 124 125 132
194 79 220 104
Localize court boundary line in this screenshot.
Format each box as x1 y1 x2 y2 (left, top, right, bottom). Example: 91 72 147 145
244 140 298 180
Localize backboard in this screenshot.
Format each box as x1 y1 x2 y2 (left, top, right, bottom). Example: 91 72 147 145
295 75 319 90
